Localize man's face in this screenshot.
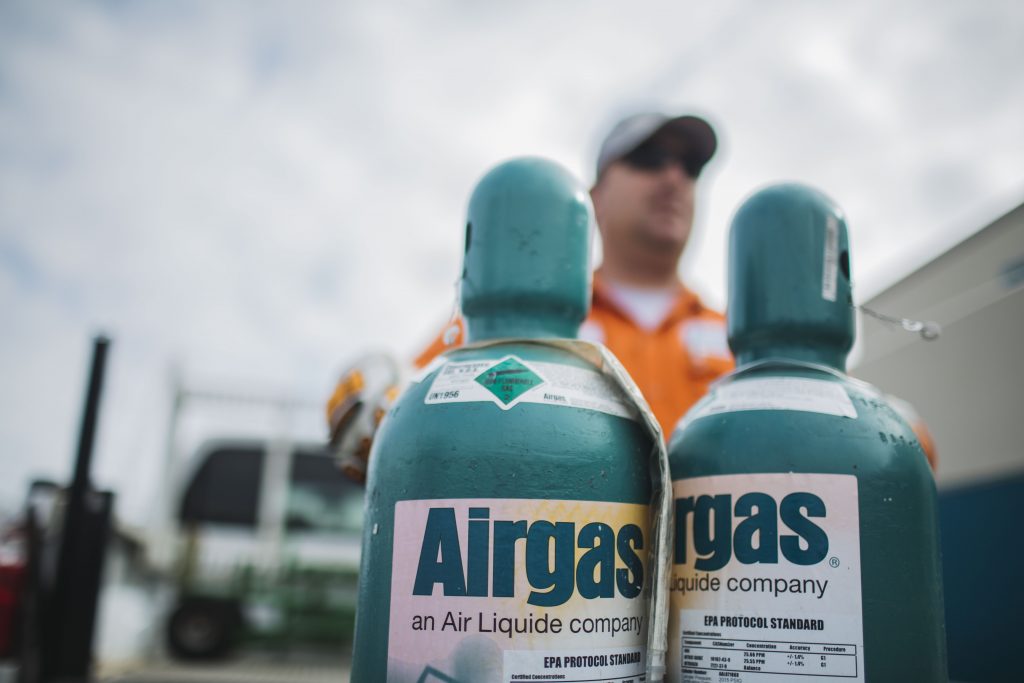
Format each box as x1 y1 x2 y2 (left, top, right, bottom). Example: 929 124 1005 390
591 132 698 257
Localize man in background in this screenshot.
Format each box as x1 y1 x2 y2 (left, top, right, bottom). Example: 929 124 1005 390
327 112 937 477
329 112 733 479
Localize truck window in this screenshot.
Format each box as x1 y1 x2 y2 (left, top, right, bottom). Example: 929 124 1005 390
179 445 264 527
286 449 363 534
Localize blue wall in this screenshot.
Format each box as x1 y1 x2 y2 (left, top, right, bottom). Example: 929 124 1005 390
939 471 1024 682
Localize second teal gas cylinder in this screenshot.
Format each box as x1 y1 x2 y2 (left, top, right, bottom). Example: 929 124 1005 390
666 184 946 682
351 158 656 682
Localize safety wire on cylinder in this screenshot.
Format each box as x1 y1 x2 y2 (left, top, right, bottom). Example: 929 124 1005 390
855 304 941 340
455 337 674 682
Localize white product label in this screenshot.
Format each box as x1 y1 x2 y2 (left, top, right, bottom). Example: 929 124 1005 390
669 474 864 682
389 498 649 682
822 214 839 302
424 355 638 420
681 377 856 429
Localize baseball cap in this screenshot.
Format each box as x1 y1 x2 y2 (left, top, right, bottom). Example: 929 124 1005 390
595 112 717 179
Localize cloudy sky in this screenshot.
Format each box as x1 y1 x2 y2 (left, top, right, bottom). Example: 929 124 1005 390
1 0 1022 525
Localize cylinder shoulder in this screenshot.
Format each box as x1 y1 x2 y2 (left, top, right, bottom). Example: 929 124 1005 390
669 369 931 481
443 340 599 368
368 346 653 503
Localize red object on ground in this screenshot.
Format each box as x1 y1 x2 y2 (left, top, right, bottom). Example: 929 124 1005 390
0 530 26 658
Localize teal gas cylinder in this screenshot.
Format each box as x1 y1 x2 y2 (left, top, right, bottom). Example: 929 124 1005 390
666 184 947 682
351 158 658 682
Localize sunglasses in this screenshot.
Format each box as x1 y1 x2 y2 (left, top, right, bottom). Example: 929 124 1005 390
621 142 703 178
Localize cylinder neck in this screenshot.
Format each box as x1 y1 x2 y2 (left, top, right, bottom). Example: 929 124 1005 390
734 341 847 371
460 158 593 344
465 309 581 342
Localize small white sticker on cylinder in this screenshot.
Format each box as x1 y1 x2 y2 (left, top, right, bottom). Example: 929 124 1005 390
822 214 839 302
819 214 835 299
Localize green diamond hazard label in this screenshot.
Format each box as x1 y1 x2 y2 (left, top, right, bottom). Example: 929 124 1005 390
474 357 546 406
423 356 638 418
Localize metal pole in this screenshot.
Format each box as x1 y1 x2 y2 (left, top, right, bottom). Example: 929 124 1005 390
68 336 109 507
45 335 113 682
152 364 184 571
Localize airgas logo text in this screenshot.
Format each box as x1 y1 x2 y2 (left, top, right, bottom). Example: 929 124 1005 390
675 492 829 570
412 507 645 607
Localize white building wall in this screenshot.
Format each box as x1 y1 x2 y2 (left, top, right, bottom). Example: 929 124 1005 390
852 203 1024 488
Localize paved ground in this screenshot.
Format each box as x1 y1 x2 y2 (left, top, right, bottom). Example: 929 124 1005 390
101 651 351 683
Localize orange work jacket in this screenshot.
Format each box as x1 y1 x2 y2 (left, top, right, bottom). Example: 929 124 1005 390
414 273 734 438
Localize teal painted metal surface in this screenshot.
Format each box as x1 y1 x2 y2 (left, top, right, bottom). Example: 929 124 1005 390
667 185 947 682
461 157 593 342
351 158 654 682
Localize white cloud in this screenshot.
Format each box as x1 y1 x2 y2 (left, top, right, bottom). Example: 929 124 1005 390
1 0 1022 523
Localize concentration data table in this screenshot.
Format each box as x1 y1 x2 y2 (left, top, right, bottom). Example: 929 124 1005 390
682 636 858 677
